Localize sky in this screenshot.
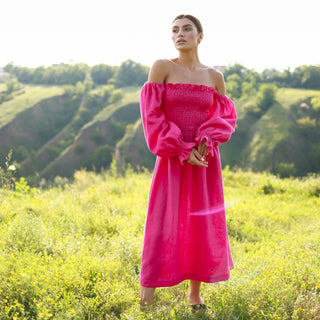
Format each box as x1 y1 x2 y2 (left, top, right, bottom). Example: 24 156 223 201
0 0 319 71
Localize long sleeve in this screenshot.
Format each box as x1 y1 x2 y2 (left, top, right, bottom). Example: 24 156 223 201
140 82 196 165
195 91 237 156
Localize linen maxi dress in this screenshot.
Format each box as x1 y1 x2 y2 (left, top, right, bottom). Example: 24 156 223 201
140 82 237 287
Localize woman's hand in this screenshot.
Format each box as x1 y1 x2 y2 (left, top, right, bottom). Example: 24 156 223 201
197 139 208 157
187 148 208 167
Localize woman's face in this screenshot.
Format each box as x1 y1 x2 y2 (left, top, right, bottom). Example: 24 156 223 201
172 18 202 51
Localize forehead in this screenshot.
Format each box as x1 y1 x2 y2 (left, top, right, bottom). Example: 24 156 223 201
172 18 195 28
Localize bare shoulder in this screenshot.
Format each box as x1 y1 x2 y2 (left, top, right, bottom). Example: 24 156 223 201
206 67 225 94
208 67 224 80
148 59 172 83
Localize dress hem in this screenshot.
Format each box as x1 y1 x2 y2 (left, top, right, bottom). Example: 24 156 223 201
140 267 234 288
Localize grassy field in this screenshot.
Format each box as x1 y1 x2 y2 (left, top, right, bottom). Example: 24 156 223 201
0 85 63 128
0 168 319 319
276 88 320 107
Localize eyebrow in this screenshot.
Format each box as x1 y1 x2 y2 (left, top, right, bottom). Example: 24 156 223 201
172 24 193 29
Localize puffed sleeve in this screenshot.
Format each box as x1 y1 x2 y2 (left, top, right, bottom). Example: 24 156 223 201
195 91 237 156
140 82 196 165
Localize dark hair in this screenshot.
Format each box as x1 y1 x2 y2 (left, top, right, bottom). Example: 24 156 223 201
173 14 203 34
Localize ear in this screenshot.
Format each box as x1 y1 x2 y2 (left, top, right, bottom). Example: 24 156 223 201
198 33 204 43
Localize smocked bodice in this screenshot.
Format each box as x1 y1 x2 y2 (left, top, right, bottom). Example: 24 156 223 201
163 83 215 142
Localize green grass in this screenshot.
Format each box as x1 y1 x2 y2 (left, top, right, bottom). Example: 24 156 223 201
0 83 6 93
90 88 140 124
276 88 320 107
0 85 63 128
0 168 319 319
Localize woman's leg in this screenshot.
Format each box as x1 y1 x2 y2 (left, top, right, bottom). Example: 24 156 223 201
189 280 203 305
140 286 156 308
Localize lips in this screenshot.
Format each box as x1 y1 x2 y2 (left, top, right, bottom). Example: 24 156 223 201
176 39 186 44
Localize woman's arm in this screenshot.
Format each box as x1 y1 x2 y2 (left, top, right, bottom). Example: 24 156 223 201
194 93 237 157
140 82 197 166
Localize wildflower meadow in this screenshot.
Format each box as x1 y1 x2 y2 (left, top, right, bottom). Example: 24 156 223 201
0 167 319 319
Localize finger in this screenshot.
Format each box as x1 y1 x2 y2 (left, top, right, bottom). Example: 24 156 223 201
187 152 208 167
193 149 204 161
189 157 208 167
199 141 208 156
195 159 208 167
200 145 207 157
193 153 208 166
197 144 204 156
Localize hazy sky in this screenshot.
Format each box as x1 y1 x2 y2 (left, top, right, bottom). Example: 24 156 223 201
1 0 319 71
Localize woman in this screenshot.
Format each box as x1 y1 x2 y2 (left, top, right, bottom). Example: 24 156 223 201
139 14 237 310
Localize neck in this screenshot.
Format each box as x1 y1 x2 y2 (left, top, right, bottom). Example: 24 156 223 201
177 50 201 69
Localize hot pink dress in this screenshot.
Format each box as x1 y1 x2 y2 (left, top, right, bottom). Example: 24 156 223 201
140 82 237 287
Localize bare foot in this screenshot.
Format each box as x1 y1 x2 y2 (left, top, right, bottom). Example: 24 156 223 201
140 286 155 311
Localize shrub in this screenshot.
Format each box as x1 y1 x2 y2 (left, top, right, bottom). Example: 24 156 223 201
274 162 297 178
109 90 124 104
74 144 85 155
261 182 275 194
311 97 320 111
308 184 320 197
256 83 277 112
81 145 113 171
242 101 261 115
90 127 104 145
0 150 17 190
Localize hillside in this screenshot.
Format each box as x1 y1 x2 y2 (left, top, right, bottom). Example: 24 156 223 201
0 85 143 183
1 83 320 184
0 85 63 128
115 87 320 177
219 88 320 176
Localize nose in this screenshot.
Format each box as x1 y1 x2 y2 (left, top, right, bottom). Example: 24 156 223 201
177 29 184 37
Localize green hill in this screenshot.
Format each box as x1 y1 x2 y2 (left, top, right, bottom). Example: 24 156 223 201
0 84 142 184
0 85 63 128
1 82 320 184
220 88 320 177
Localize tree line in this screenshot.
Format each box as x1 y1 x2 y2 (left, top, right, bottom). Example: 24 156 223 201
3 59 149 88
221 64 320 101
3 61 320 90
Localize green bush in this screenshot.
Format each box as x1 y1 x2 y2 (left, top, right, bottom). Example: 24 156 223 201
256 83 277 112
74 144 85 155
274 162 297 178
90 127 104 145
81 145 113 171
242 101 261 115
0 150 16 190
109 90 124 104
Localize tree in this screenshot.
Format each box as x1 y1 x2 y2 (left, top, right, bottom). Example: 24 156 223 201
114 59 148 87
256 84 277 112
223 63 249 79
17 67 34 83
226 74 241 99
91 64 115 85
300 65 320 89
